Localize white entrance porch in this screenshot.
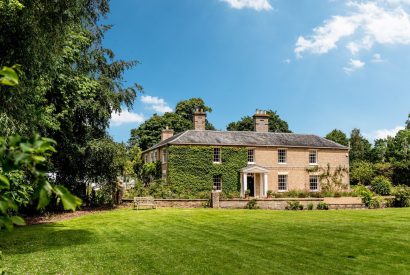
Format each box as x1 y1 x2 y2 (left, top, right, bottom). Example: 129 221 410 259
240 164 269 198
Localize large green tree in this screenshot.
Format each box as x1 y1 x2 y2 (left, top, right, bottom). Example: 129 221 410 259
349 128 372 163
325 129 349 146
0 0 140 201
130 98 214 150
406 113 410 129
226 110 291 132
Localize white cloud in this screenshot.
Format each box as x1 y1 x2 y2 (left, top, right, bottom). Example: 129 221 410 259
295 1 410 61
371 53 385 62
141 95 173 113
343 58 365 74
110 110 145 126
283 58 291 64
366 125 405 140
221 0 272 11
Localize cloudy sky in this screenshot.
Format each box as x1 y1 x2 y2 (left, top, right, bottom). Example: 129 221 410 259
106 0 410 142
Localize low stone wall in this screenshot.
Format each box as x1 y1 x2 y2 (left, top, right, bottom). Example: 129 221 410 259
154 199 208 208
220 198 325 210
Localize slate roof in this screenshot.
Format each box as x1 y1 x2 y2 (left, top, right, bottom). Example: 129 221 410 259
144 130 348 152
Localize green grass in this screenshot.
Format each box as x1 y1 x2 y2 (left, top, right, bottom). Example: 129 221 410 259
1 208 410 274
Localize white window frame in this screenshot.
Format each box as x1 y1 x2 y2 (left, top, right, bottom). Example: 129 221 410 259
278 173 288 192
213 174 222 191
278 149 287 164
309 175 319 192
213 147 221 163
247 148 255 164
309 150 318 165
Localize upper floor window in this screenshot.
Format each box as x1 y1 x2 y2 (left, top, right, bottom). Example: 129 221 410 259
309 175 319 191
248 149 255 163
162 149 167 163
154 151 158 162
278 174 288 191
213 148 221 163
278 149 287 164
213 175 222 191
309 150 317 165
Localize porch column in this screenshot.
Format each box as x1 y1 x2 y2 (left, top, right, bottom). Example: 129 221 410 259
242 173 248 198
263 173 268 197
259 173 263 197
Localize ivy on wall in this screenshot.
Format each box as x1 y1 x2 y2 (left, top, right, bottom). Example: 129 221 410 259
167 146 248 198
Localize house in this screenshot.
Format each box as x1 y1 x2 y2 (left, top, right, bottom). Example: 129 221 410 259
142 109 349 198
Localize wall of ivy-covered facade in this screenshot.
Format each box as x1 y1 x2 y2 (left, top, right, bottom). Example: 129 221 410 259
167 146 248 198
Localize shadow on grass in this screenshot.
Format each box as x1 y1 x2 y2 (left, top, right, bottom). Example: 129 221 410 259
0 224 94 255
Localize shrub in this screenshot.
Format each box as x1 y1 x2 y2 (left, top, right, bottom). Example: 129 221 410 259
353 184 383 208
286 201 303 210
245 199 259 209
266 190 274 198
371 176 392 195
392 185 410 207
368 196 383 209
316 202 329 210
307 202 314 210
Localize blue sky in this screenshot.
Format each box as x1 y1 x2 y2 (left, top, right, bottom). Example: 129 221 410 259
106 0 410 143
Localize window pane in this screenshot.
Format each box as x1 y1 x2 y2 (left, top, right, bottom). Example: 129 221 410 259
278 149 286 163
213 175 222 191
248 149 254 163
278 174 287 191
309 175 319 191
213 148 221 162
309 150 317 164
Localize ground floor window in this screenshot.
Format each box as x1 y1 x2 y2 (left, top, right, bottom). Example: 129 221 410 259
309 175 319 191
278 174 287 191
213 175 222 191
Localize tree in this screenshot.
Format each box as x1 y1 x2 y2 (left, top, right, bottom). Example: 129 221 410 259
349 128 372 163
350 161 374 185
325 129 348 146
175 98 215 130
226 110 291 132
129 98 215 150
406 113 410 129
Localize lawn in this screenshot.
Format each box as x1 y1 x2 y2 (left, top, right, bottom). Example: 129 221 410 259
1 208 410 274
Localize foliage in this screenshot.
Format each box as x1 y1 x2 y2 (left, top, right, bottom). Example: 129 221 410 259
316 202 329 210
175 98 215 130
0 135 82 230
167 146 247 198
352 184 382 208
226 109 291 132
266 190 273 198
0 0 140 206
245 199 259 209
350 161 374 185
392 185 410 207
349 128 372 163
141 161 162 185
370 176 392 195
129 98 215 150
286 201 303 210
307 202 314 210
325 129 349 146
406 113 410 130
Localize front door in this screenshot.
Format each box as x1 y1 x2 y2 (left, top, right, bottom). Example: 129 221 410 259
247 174 255 197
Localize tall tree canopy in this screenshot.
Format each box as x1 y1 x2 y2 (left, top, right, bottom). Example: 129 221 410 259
226 110 291 133
0 0 140 201
130 98 213 150
325 129 349 146
406 113 410 129
349 128 372 163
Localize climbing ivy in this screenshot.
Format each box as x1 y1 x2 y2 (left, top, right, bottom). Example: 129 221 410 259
167 146 248 198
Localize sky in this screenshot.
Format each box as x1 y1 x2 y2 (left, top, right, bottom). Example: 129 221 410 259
105 0 410 143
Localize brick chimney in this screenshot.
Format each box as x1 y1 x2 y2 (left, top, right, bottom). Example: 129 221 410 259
253 109 269 132
193 108 206 130
161 126 174 141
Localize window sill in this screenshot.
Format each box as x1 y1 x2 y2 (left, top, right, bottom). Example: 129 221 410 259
309 163 318 166
247 162 255 165
213 161 221 164
278 163 287 165
278 190 288 192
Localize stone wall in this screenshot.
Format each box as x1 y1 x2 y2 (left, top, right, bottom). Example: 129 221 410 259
220 198 325 210
154 199 208 208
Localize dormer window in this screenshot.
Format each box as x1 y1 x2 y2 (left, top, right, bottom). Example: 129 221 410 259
213 148 221 163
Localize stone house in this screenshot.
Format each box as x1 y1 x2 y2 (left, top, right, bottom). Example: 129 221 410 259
142 109 349 198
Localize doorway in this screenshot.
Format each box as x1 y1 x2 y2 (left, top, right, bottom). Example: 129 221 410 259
247 174 255 197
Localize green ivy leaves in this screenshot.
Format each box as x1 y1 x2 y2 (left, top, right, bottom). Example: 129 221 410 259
0 65 20 86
